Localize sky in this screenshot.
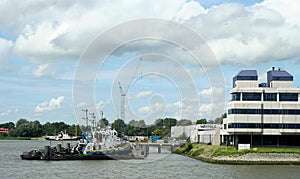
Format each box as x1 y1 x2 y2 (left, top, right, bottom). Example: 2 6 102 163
1 0 300 126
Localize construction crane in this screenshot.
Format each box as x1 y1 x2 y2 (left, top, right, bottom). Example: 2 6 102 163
118 81 126 121
118 58 143 122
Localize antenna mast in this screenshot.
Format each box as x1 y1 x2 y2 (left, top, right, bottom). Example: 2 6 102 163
89 112 96 130
81 109 88 127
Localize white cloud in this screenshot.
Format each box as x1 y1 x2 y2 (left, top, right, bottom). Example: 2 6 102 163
1 0 299 68
14 22 71 64
32 64 57 78
35 96 64 113
176 0 206 21
0 108 18 116
75 102 89 109
0 38 13 70
199 87 224 98
189 1 300 65
130 91 153 99
138 106 150 114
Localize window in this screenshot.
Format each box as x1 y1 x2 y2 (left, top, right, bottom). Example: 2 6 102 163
279 93 298 101
231 93 241 101
227 123 300 129
242 93 261 101
263 93 277 101
228 108 300 115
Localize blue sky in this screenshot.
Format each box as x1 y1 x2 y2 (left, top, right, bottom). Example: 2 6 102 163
0 0 300 125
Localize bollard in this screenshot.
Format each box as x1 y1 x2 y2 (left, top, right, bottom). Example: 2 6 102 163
158 144 161 153
146 145 149 154
57 144 61 153
44 146 50 159
171 144 174 152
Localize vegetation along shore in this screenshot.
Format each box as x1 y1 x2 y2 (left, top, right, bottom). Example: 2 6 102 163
173 143 300 165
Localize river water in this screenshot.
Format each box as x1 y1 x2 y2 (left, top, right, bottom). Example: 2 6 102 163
1 140 299 179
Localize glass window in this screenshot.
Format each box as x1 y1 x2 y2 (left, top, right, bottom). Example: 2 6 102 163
242 93 261 101
263 93 277 101
231 93 241 101
279 93 298 101
227 123 300 129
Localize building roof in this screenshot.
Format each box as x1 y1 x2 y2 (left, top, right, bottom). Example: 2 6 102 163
268 70 293 78
233 70 257 81
267 69 293 87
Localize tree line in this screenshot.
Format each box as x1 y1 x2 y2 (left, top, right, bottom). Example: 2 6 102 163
0 119 81 138
0 113 226 139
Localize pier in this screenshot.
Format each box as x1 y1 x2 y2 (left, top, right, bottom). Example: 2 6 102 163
132 142 182 154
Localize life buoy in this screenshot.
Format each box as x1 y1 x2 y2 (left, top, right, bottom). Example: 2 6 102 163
87 146 91 150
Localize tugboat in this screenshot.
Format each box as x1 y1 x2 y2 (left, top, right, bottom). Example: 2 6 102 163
21 111 147 160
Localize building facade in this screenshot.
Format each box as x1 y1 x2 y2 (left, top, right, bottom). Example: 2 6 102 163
171 124 221 144
222 67 300 147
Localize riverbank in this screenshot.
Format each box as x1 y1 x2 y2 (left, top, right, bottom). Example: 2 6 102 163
173 143 300 165
0 136 31 140
0 136 46 140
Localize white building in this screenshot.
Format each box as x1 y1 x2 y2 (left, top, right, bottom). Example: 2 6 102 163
221 67 300 147
171 124 222 145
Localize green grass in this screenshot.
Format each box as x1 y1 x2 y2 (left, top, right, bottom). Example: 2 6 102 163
253 147 300 154
174 143 300 158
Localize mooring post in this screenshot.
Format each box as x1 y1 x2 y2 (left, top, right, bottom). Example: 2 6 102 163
158 144 161 153
44 146 50 159
171 144 174 152
146 144 149 154
57 144 61 153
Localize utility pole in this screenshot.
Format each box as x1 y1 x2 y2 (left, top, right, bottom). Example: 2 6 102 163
89 112 96 129
82 109 88 128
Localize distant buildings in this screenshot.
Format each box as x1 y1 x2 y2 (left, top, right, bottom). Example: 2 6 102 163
0 128 9 134
221 67 300 146
171 124 221 144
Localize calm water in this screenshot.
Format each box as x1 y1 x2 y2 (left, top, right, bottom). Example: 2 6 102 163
1 140 299 179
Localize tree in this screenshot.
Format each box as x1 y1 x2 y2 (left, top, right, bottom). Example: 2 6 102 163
68 124 81 136
112 119 126 136
196 118 207 124
154 118 164 128
14 120 43 137
0 122 15 129
164 118 177 128
208 113 227 124
99 118 109 128
16 119 28 129
177 119 193 126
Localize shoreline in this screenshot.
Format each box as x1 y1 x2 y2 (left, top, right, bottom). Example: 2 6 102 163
174 143 300 165
195 153 300 165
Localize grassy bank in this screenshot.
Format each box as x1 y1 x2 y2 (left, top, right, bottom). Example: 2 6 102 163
174 143 239 157
173 143 300 165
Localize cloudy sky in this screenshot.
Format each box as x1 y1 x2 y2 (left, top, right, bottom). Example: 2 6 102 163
1 0 300 125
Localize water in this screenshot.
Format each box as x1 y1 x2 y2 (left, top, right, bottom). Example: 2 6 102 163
1 140 300 179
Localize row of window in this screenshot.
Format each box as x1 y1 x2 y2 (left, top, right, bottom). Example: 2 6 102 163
231 92 298 102
228 108 300 115
227 123 300 129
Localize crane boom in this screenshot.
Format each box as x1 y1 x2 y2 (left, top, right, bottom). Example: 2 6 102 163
118 82 126 122
118 58 143 123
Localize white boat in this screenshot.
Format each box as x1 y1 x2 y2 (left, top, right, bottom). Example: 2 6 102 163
45 131 81 141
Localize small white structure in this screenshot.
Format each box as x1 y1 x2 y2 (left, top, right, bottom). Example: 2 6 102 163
171 124 222 145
